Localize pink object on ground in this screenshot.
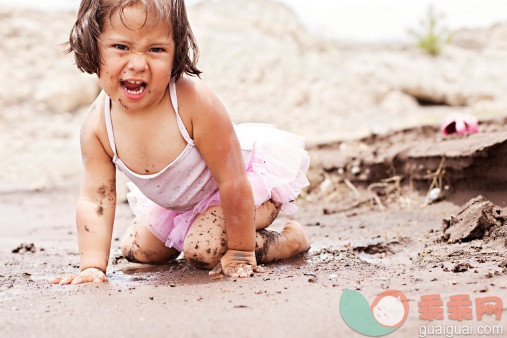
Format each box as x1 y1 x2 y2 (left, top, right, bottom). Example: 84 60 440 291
441 113 479 136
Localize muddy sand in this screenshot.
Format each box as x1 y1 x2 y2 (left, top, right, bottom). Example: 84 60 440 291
1 117 506 337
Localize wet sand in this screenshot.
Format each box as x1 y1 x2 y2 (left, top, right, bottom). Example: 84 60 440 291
1 119 506 336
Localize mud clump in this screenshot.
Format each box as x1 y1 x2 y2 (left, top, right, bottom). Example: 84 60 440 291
112 254 126 265
352 237 408 255
12 243 36 254
353 241 394 255
452 262 471 273
442 196 506 248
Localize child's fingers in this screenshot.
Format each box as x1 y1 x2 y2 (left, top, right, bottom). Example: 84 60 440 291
58 275 76 285
236 267 247 278
243 265 254 276
93 274 108 283
223 266 239 278
209 264 222 275
71 271 107 284
236 264 254 278
48 276 63 284
221 263 261 278
253 265 265 273
71 275 95 285
49 270 107 285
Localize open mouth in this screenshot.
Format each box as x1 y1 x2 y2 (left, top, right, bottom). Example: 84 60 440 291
121 80 146 95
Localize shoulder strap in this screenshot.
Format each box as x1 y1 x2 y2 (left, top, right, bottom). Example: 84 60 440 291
169 78 194 146
104 95 118 160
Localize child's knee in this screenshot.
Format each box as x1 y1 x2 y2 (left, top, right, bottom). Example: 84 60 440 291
120 220 178 263
120 231 146 263
183 238 226 270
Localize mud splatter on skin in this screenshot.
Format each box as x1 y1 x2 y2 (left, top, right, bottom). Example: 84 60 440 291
97 179 116 201
254 199 281 226
95 179 116 217
187 256 212 270
97 184 107 198
255 230 280 264
268 200 282 224
233 251 249 263
124 248 140 263
118 98 129 110
96 204 104 216
123 231 146 263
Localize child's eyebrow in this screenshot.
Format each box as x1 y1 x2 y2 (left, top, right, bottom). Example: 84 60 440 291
101 37 172 46
101 37 132 45
149 42 173 46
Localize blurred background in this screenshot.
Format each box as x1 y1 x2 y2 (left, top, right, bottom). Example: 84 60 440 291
2 0 507 42
1 0 506 191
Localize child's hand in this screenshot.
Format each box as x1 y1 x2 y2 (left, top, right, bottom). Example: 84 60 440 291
49 267 107 285
209 249 265 278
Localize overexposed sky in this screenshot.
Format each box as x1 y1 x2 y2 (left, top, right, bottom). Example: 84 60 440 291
275 0 507 42
2 0 506 42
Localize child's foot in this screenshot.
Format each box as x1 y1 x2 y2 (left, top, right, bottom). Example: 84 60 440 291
281 221 310 255
255 221 310 264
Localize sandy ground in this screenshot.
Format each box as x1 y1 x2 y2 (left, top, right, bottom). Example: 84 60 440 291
1 0 507 336
1 120 506 337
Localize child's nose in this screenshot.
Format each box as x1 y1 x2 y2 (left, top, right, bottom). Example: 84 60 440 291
127 51 148 72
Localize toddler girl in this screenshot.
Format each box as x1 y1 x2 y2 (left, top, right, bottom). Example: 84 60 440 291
51 0 310 284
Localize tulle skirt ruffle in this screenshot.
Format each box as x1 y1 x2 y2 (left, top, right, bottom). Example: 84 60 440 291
126 123 310 252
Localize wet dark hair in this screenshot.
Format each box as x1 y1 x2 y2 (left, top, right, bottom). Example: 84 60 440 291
68 0 201 80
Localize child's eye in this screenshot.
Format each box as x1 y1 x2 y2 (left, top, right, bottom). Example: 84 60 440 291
113 44 129 51
149 47 165 53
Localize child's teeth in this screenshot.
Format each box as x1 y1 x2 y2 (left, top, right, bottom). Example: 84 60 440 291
125 85 145 95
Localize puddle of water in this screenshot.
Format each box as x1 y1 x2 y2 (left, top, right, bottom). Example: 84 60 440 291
108 260 226 286
110 254 314 282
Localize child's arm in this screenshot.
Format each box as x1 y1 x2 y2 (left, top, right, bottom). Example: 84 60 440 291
51 96 116 284
182 79 258 276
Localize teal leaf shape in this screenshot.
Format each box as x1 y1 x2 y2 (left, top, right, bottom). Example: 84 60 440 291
340 289 398 337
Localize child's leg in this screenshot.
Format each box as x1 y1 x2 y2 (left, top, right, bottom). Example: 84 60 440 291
254 221 310 264
120 219 179 263
182 200 310 269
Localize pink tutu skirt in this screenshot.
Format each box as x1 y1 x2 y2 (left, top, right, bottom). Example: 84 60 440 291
126 123 310 252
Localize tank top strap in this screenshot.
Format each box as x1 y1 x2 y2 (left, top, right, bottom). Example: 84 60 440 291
104 95 119 161
169 78 195 146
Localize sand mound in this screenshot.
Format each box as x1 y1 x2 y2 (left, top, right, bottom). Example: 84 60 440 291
442 196 506 249
309 116 507 209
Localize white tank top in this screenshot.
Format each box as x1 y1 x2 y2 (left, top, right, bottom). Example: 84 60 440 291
104 78 252 212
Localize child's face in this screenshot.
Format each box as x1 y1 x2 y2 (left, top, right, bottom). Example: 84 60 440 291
97 4 174 112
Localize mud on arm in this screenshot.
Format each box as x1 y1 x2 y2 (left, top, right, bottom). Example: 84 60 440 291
75 108 117 274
